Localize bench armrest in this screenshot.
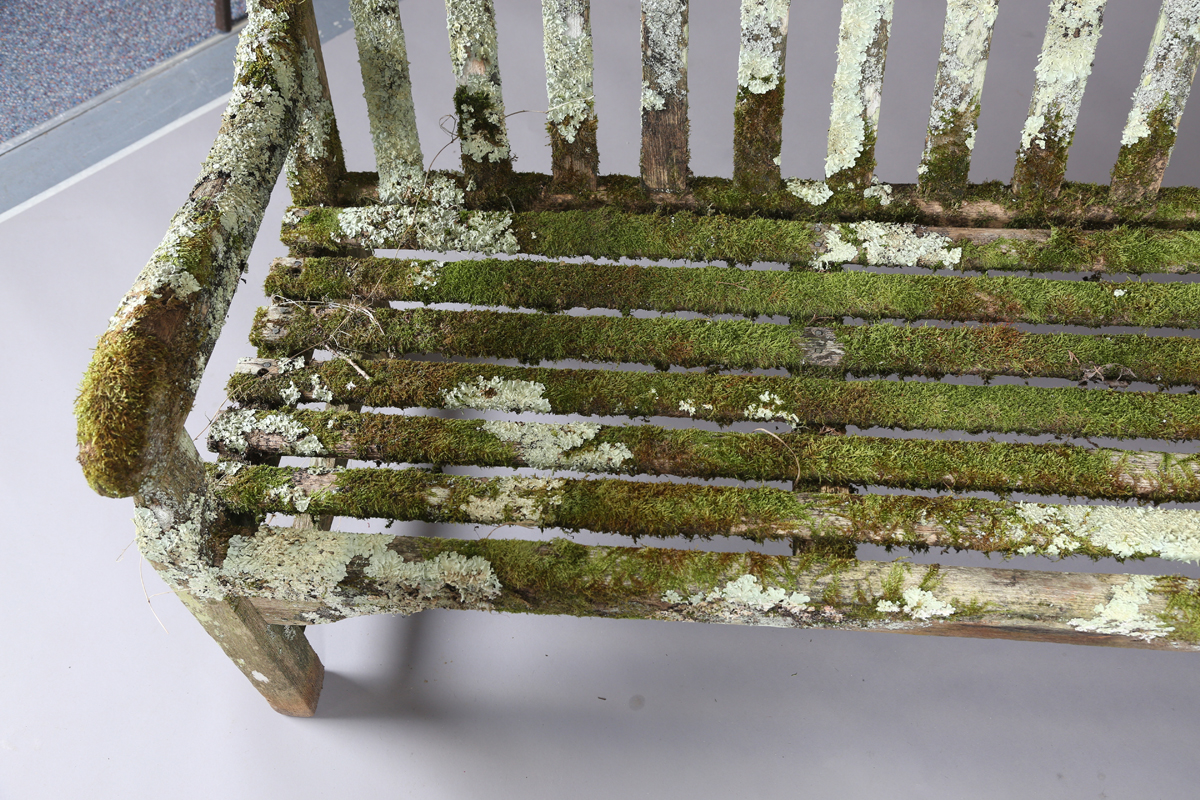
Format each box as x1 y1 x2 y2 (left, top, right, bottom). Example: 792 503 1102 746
76 0 321 498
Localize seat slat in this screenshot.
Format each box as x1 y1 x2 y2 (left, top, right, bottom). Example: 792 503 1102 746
234 526 1200 653
1012 0 1107 198
351 0 423 202
252 303 1200 385
733 0 791 192
917 0 999 200
282 206 1200 273
446 0 513 190
1110 0 1200 204
543 0 599 191
226 359 1200 441
267 256 1200 330
210 465 1200 565
640 0 689 193
210 408 1200 502
826 0 894 188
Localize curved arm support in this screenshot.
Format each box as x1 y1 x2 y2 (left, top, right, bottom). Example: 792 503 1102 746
76 0 321 498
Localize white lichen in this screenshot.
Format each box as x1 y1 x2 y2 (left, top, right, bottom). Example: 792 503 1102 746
543 0 596 141
208 409 324 456
1068 575 1174 641
852 221 962 267
481 420 632 471
458 477 566 525
875 587 955 620
744 391 800 424
447 0 510 162
411 260 442 289
786 178 833 205
737 0 791 94
920 0 997 169
810 224 859 270
641 0 688 111
1011 502 1200 563
1018 0 1105 154
826 0 893 177
1118 0 1200 148
678 399 697 415
863 177 892 205
442 375 553 413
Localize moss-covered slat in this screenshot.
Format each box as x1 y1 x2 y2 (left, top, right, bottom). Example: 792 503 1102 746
211 465 1200 564
268 255 1200 329
226 359 1200 441
335 171 1200 231
251 302 1200 385
237 528 1200 652
210 408 1200 502
283 206 1200 273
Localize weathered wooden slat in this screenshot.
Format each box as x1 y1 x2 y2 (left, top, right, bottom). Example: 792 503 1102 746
917 0 999 200
1012 0 1107 198
283 205 1198 273
235 529 1200 654
826 0 894 188
226 360 1200 441
640 0 689 193
288 0 349 207
543 0 599 191
251 302 1200 386
734 0 791 192
210 408 1200 502
266 256 1200 330
1110 0 1200 204
446 0 513 191
350 0 423 202
211 465 1200 565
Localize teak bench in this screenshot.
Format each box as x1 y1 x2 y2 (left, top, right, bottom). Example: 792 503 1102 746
78 0 1200 716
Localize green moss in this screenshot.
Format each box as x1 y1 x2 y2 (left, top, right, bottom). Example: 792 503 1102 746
453 85 513 193
1110 103 1178 205
1154 576 1200 644
549 116 599 193
733 82 785 193
1012 112 1072 199
918 106 980 204
227 359 1200 442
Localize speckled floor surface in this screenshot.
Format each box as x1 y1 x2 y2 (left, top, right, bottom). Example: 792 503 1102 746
0 0 247 142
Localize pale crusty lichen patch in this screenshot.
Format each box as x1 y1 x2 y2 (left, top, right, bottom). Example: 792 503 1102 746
661 574 812 628
543 0 596 142
1010 503 1200 562
1017 0 1105 155
809 222 962 268
826 0 893 178
350 0 424 201
875 587 955 620
786 178 833 206
220 527 502 621
1068 575 1174 641
641 0 687 111
920 0 997 162
443 375 553 413
481 420 633 471
458 477 567 525
208 409 324 456
737 0 790 94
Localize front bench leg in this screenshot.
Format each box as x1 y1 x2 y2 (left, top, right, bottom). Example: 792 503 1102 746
172 588 324 717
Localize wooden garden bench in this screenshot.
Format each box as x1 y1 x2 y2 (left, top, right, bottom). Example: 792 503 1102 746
77 0 1200 716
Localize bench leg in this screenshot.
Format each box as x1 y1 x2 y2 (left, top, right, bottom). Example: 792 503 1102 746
174 589 324 717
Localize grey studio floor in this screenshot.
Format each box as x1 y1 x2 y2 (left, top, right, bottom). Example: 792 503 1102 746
4 1 1200 799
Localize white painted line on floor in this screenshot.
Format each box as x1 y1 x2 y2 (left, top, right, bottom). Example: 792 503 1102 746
0 92 231 227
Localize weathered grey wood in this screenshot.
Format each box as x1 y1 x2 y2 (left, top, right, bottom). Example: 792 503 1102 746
351 0 423 202
1110 0 1200 204
1012 0 1107 198
917 0 998 200
826 0 894 188
640 0 689 193
446 0 513 190
288 0 349 207
733 0 790 192
225 529 1200 653
543 0 598 191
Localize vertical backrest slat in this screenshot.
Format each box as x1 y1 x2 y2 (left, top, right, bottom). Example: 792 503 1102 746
1011 0 1106 198
446 0 513 191
917 0 998 200
287 0 348 207
351 0 423 203
826 0 894 189
543 0 599 191
733 0 791 192
1109 0 1200 204
640 0 689 193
